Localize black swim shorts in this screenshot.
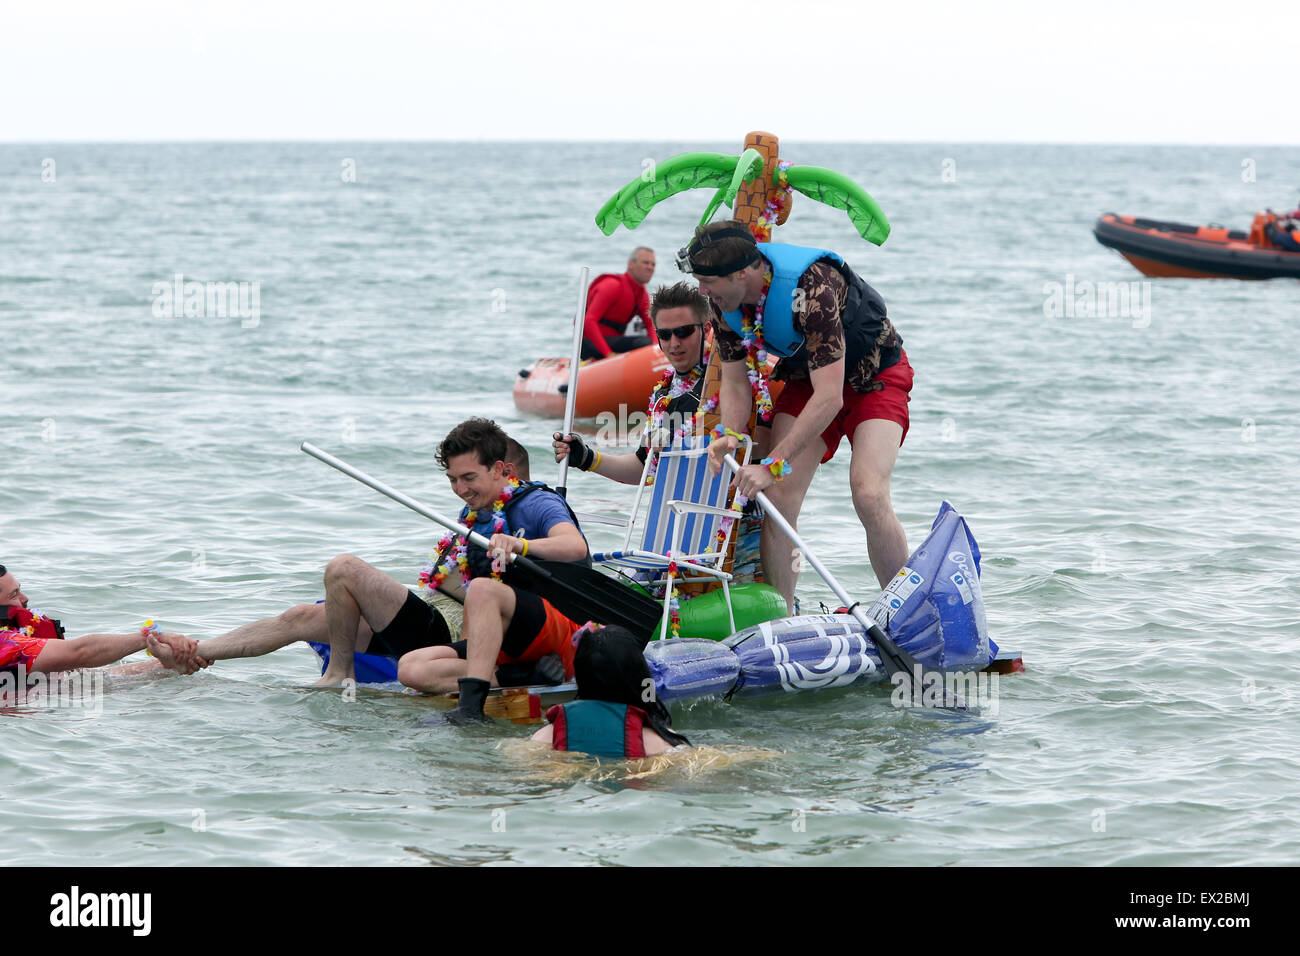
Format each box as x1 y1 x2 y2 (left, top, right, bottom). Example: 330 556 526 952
365 590 452 658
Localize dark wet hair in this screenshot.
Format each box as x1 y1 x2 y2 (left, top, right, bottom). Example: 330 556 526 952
575 626 690 748
650 281 711 323
686 219 761 275
437 418 508 470
504 437 530 481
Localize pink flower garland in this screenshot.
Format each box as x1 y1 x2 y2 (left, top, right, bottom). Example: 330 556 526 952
643 347 718 486
754 160 792 238
741 268 776 424
419 478 521 594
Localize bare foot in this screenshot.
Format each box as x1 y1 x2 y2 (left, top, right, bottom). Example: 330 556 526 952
313 670 354 687
146 633 209 675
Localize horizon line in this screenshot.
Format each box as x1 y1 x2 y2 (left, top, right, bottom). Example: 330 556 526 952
1 138 1297 148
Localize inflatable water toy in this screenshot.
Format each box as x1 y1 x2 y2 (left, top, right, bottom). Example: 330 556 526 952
514 346 671 420
313 501 1022 721
595 145 890 245
515 131 883 421
309 581 786 685
1094 212 1300 279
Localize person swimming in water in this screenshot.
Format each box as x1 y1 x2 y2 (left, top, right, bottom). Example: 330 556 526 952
531 624 690 759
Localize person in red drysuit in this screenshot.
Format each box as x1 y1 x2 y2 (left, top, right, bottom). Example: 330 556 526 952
580 247 657 360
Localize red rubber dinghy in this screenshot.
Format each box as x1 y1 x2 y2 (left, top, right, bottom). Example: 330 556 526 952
1094 211 1300 279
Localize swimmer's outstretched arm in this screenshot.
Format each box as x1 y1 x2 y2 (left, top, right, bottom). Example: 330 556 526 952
33 631 200 674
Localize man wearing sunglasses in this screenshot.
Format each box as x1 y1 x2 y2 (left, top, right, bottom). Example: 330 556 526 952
1 563 204 681
555 281 711 483
682 221 913 611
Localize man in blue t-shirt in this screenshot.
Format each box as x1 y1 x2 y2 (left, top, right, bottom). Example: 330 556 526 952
396 418 591 724
172 441 538 684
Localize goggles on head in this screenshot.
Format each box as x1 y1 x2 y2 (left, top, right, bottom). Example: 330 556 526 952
675 226 761 276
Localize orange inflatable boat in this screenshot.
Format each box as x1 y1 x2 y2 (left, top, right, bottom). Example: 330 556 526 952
513 346 671 420
513 338 784 421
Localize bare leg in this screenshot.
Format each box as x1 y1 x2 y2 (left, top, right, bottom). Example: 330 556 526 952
397 645 502 695
460 579 516 684
195 602 368 661
758 412 826 614
849 418 908 588
316 555 410 685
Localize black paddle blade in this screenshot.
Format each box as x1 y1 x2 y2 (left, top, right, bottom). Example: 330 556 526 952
865 621 922 679
866 622 969 711
514 556 663 645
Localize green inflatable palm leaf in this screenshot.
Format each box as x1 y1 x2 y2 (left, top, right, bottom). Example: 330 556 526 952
696 148 765 227
785 165 891 246
595 152 743 235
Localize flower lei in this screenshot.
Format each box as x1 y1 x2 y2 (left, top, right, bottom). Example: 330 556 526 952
140 619 160 656
664 562 683 639
741 268 776 424
754 160 793 238
643 349 718 486
418 478 521 594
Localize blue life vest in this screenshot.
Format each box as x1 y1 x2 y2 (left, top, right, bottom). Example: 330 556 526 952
719 243 899 378
545 700 650 759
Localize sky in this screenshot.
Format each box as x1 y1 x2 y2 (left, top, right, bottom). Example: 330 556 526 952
1 0 1293 143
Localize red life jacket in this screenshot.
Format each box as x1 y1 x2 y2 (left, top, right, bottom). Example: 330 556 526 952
582 273 652 357
4 606 66 641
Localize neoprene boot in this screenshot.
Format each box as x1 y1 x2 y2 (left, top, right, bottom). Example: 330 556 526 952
447 677 491 725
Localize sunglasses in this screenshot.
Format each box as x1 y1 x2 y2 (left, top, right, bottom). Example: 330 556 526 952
655 323 702 341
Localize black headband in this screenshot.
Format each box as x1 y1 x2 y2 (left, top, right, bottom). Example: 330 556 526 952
676 226 761 276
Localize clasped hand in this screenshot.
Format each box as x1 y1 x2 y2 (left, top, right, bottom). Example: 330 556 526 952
145 632 210 675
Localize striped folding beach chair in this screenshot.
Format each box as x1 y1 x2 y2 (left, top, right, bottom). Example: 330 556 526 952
592 433 753 641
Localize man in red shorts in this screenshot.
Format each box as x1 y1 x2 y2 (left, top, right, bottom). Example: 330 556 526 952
393 418 590 724
683 221 913 611
1 563 202 680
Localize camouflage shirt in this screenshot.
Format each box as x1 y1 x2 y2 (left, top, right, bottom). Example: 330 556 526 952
710 261 902 392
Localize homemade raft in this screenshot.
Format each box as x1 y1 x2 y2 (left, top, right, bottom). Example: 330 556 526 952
310 502 1021 721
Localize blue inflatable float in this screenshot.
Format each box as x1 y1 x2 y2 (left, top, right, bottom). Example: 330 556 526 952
312 501 1001 705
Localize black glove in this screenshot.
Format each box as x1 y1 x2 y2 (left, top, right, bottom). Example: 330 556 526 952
465 543 495 580
554 431 595 471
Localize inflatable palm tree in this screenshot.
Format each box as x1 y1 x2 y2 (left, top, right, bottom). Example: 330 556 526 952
595 131 890 246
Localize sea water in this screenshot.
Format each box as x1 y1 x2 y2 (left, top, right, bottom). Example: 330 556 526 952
1 142 1297 865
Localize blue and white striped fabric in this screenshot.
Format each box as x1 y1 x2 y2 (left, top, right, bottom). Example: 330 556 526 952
594 434 739 571
593 433 751 639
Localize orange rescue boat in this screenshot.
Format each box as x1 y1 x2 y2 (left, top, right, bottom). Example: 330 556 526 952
1094 212 1300 279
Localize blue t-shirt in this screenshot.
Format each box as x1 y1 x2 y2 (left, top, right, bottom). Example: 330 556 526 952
460 482 583 549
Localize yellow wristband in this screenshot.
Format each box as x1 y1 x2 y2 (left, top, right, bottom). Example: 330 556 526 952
520 538 529 557
592 450 603 470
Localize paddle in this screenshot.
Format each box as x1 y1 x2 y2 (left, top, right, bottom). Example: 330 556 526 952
556 266 590 500
723 454 963 708
301 442 664 643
